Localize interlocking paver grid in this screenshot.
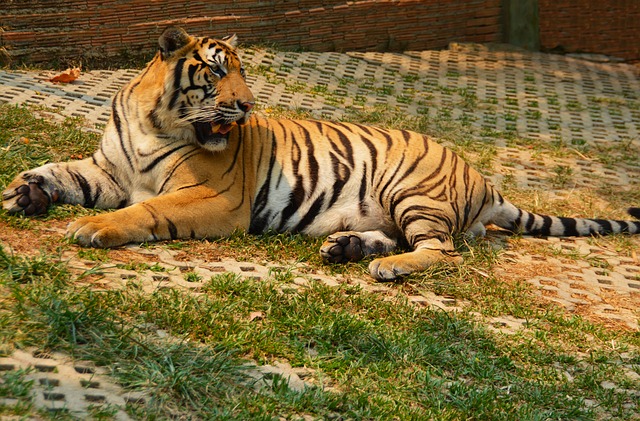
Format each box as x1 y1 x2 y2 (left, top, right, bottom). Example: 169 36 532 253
0 349 135 420
0 44 639 415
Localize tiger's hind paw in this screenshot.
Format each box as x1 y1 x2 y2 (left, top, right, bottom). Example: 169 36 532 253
369 249 463 281
2 176 58 216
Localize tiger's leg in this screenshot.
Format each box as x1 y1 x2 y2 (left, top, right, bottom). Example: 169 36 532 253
66 187 249 248
320 230 398 263
368 211 463 281
369 242 463 281
2 158 126 215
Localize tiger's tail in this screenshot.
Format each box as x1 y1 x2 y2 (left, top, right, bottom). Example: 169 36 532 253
491 201 640 237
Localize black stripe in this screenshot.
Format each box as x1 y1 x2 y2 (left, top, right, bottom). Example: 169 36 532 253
91 155 124 195
141 144 190 173
592 219 612 234
388 165 448 220
358 134 378 182
399 147 447 194
539 215 553 235
513 208 523 231
250 136 278 224
276 122 320 230
378 154 406 204
466 185 488 231
326 122 355 167
383 133 424 185
136 138 183 158
405 213 453 234
111 98 134 170
327 154 347 208
279 185 306 231
166 219 178 240
617 221 629 233
410 231 449 246
293 192 325 233
398 205 454 234
249 212 271 234
401 130 412 144
460 175 479 230
250 123 281 232
223 139 244 178
168 58 186 110
296 122 319 188
158 148 201 193
358 164 368 215
142 203 160 240
149 98 164 131
559 217 578 236
69 171 95 208
524 212 535 232
368 126 394 150
187 62 200 86
228 155 250 213
176 179 210 191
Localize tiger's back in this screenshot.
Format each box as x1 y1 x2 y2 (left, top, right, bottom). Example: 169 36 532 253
243 118 492 238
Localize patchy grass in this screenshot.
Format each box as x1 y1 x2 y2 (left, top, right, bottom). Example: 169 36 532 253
0 105 100 188
1 244 639 420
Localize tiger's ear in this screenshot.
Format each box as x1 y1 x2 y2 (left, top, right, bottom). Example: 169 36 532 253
158 27 192 59
222 34 238 48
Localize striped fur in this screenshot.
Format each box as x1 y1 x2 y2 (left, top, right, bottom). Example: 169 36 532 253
3 28 639 280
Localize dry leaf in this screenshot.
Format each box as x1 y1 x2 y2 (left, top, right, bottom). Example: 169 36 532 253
248 311 264 322
49 67 81 83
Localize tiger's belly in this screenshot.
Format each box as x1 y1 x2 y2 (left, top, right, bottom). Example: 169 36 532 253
301 197 397 237
249 188 397 237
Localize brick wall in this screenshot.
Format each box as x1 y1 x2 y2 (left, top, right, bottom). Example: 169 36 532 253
2 1 636 66
0 0 501 65
539 0 640 61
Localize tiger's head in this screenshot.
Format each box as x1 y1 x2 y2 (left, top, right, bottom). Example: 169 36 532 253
141 27 255 152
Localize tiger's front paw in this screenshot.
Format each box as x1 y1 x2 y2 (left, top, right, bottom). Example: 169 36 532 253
320 230 397 264
2 175 59 216
66 214 130 248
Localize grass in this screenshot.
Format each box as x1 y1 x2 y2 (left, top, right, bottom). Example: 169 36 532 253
0 104 101 190
1 245 638 420
2 245 639 421
1 49 640 419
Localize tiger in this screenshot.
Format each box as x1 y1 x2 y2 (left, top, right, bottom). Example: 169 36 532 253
3 27 640 281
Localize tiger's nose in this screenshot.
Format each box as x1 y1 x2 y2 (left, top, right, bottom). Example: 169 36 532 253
238 101 254 113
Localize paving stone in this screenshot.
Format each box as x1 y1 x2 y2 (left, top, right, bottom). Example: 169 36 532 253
0 349 131 420
245 361 310 393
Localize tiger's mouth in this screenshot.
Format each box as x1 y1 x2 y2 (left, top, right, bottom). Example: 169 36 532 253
193 121 236 145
